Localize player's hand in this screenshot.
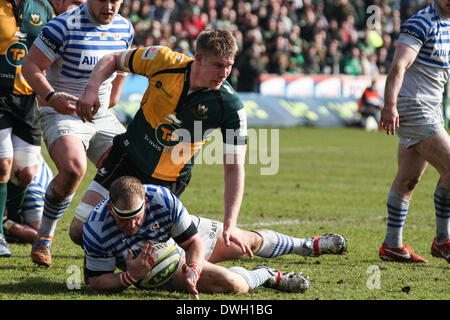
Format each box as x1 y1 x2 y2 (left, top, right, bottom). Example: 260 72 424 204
76 89 101 123
125 242 156 281
380 104 399 135
181 263 200 300
222 226 253 259
48 92 78 115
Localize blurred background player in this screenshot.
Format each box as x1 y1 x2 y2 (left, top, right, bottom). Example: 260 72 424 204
0 0 55 257
379 0 450 264
22 0 134 267
3 154 53 244
358 78 383 131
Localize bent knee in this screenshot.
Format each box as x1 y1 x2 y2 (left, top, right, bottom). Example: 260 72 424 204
69 218 84 246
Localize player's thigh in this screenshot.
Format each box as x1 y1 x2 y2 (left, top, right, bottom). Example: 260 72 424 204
48 135 87 174
209 228 260 263
414 130 450 176
89 113 125 167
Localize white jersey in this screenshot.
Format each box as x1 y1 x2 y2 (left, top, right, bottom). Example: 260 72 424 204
398 0 450 103
83 184 197 273
21 156 54 223
33 3 134 113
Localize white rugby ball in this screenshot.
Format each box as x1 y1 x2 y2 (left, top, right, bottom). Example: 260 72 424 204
136 240 181 289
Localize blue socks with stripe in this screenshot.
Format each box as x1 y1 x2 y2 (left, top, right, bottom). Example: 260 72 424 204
253 229 315 257
37 183 74 238
383 189 409 248
434 185 450 244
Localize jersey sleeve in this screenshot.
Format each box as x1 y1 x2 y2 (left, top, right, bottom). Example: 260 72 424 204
160 187 198 243
397 15 429 52
33 17 67 62
83 221 117 274
129 46 191 77
220 83 248 154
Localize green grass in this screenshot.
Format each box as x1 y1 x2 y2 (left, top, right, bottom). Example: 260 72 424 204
1 127 448 301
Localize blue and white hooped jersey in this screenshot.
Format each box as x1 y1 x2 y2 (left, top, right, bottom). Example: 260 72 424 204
83 184 196 273
397 0 450 101
21 156 54 220
33 3 134 109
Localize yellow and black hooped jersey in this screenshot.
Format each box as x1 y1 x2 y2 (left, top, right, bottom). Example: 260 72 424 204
0 0 54 95
122 46 248 182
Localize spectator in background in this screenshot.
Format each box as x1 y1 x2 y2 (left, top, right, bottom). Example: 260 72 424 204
114 0 414 92
342 46 362 75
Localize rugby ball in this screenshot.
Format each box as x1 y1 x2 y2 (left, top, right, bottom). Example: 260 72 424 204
136 240 181 289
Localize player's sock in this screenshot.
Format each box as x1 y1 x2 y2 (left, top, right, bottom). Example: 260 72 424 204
0 183 7 237
229 266 273 290
37 183 73 238
434 185 450 244
383 189 409 248
6 182 27 222
252 229 315 257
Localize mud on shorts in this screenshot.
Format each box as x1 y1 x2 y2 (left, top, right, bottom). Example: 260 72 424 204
155 216 223 292
396 97 447 148
39 107 126 166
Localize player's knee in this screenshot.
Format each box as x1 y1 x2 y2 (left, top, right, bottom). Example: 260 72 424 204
13 166 37 186
0 158 12 181
60 162 87 185
221 272 250 294
69 218 84 246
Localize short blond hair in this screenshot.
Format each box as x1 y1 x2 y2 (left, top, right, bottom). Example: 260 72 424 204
109 176 145 208
195 29 238 58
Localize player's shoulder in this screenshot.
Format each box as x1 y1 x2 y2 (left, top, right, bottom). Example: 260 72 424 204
218 80 244 110
135 46 192 68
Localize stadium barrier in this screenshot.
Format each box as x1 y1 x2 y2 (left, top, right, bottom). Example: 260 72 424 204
113 74 390 128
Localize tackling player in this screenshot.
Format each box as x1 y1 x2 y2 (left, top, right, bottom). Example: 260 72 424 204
72 29 249 256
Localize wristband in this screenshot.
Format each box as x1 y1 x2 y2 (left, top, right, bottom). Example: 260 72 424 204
3 218 14 231
189 263 201 279
120 271 138 287
45 91 55 102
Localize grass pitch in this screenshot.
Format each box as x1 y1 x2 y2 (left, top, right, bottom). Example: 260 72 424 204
1 127 448 302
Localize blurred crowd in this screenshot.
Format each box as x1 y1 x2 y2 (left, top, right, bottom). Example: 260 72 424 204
118 0 430 92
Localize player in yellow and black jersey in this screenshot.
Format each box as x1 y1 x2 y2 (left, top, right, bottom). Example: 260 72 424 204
0 0 55 257
71 29 252 256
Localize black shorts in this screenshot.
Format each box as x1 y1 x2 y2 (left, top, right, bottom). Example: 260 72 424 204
94 134 191 197
0 92 41 146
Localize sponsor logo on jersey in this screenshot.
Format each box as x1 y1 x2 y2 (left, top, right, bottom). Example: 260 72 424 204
79 50 114 70
155 114 183 147
193 103 208 120
5 42 27 67
142 46 162 60
29 13 43 26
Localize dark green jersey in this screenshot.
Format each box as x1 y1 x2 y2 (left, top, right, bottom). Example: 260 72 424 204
122 46 247 182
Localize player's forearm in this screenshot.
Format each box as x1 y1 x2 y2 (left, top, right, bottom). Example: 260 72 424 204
88 272 136 292
384 64 405 109
223 162 245 230
86 52 121 93
22 63 53 101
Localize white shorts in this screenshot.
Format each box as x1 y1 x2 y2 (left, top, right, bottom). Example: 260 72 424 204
397 97 446 148
39 108 126 166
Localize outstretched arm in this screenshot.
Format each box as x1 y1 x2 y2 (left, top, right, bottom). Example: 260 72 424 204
76 50 134 122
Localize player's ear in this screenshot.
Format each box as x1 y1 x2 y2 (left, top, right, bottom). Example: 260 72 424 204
195 53 202 64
